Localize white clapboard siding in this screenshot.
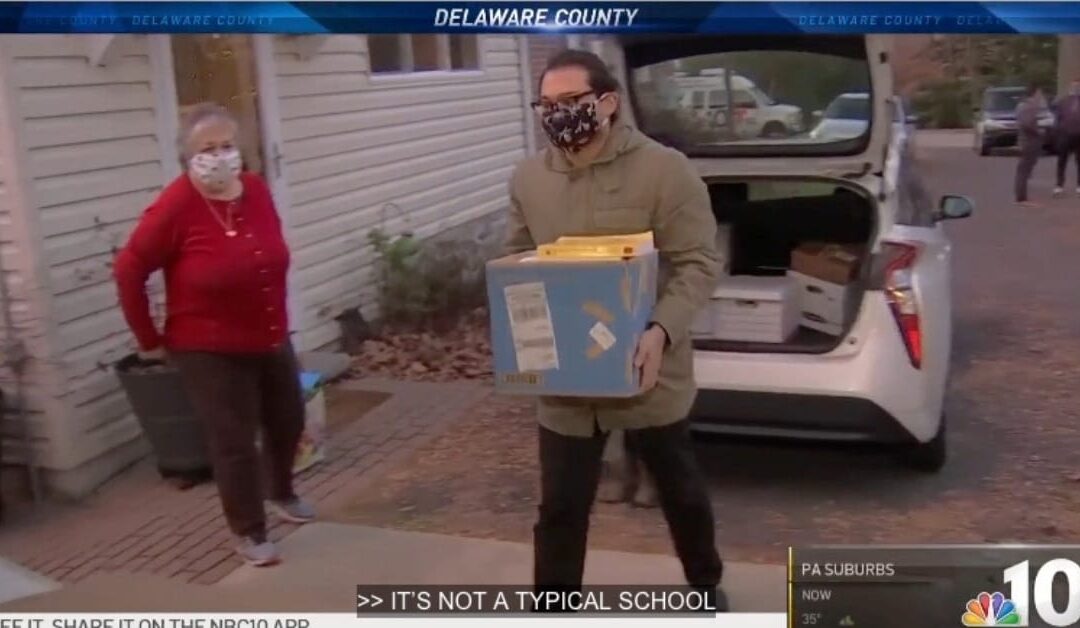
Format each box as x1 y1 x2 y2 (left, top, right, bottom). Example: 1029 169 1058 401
273 34 529 350
0 48 68 464
3 34 171 474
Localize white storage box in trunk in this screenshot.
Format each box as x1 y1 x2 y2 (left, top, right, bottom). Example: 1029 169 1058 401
788 270 857 337
705 276 800 343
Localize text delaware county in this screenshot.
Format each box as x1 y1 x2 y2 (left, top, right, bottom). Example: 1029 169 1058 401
129 15 275 27
434 7 640 28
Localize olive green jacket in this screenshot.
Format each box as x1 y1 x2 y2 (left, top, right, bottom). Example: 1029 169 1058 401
505 122 720 437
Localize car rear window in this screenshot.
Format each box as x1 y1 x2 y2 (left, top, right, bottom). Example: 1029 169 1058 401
624 36 873 158
984 90 1024 112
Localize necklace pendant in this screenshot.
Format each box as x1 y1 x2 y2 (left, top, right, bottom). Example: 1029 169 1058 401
225 230 238 238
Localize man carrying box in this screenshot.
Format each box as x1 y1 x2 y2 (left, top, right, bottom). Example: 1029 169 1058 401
505 49 726 610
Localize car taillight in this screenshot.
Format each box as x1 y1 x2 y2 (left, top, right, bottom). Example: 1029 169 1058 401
875 241 922 369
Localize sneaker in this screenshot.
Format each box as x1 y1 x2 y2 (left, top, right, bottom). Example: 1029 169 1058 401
236 537 280 567
1054 187 1064 197
267 497 316 523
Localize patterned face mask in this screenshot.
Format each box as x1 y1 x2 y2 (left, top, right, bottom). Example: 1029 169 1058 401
539 96 611 153
189 149 242 190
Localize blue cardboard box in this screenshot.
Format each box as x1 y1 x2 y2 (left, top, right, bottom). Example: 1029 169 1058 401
486 250 658 397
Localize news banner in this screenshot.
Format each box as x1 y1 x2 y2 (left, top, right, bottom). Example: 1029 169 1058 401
13 546 1080 626
2 1 1080 33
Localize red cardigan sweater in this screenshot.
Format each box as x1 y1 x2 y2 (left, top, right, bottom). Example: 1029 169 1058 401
114 173 291 354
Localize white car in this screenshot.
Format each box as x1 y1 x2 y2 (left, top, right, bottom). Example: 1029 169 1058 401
813 92 916 154
810 92 871 141
615 34 973 471
674 72 805 138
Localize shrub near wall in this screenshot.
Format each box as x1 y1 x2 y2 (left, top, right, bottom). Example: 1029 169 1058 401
913 80 974 129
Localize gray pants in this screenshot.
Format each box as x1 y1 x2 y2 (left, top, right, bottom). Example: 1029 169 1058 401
1016 145 1042 202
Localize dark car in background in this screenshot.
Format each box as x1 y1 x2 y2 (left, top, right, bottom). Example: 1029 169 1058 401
974 86 1055 155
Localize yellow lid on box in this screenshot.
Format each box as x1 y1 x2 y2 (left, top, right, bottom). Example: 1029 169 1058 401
537 232 655 259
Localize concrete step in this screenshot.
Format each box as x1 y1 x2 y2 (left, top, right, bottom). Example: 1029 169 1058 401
220 523 787 612
1 524 788 613
0 557 59 606
0 573 335 612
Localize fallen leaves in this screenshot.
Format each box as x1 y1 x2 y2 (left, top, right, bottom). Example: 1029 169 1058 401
347 307 494 383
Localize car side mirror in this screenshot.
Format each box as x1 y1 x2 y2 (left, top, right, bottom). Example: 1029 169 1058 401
938 195 974 221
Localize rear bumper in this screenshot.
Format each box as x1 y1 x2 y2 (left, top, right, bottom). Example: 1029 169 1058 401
690 389 916 444
982 129 1017 147
983 129 1055 149
689 298 944 443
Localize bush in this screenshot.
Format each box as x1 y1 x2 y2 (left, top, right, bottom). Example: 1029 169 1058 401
368 228 487 332
913 80 974 129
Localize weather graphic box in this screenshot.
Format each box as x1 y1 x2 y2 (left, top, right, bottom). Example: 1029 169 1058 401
485 234 658 397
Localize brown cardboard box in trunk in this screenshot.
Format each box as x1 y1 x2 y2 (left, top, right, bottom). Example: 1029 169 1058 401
791 242 864 285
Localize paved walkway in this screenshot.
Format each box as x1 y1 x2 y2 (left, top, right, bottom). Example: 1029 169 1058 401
0 379 487 586
3 523 787 612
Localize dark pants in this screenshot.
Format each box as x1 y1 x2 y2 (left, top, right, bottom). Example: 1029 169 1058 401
172 343 305 541
1016 144 1042 202
534 420 722 590
1056 133 1080 187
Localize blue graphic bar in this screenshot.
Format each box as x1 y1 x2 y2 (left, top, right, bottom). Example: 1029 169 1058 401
1 2 1080 34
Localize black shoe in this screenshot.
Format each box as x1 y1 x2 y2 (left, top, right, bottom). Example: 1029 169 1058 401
713 588 730 612
694 587 729 613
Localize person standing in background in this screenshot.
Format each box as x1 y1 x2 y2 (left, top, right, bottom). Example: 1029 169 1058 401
1053 79 1080 197
505 50 726 610
114 103 314 567
1016 84 1048 207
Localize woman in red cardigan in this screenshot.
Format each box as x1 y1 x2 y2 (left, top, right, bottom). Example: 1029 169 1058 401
114 103 313 567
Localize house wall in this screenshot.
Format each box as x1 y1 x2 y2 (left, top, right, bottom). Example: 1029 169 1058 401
0 48 67 482
0 34 173 496
270 35 531 351
0 33 537 496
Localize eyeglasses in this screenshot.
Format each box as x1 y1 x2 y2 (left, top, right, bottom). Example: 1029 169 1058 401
530 90 600 114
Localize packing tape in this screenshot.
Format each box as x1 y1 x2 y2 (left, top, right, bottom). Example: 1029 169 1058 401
583 301 615 324
586 341 604 360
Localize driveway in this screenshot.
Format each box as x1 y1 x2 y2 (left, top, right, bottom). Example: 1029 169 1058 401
335 130 1080 563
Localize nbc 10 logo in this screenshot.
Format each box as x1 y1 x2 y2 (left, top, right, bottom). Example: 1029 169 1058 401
963 559 1080 626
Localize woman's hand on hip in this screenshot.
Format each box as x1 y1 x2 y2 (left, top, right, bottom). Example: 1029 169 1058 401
138 347 169 363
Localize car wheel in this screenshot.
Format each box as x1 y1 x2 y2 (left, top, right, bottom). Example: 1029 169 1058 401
761 122 787 138
898 414 946 473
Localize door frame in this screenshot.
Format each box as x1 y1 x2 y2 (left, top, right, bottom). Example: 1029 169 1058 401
148 34 306 350
251 35 305 350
